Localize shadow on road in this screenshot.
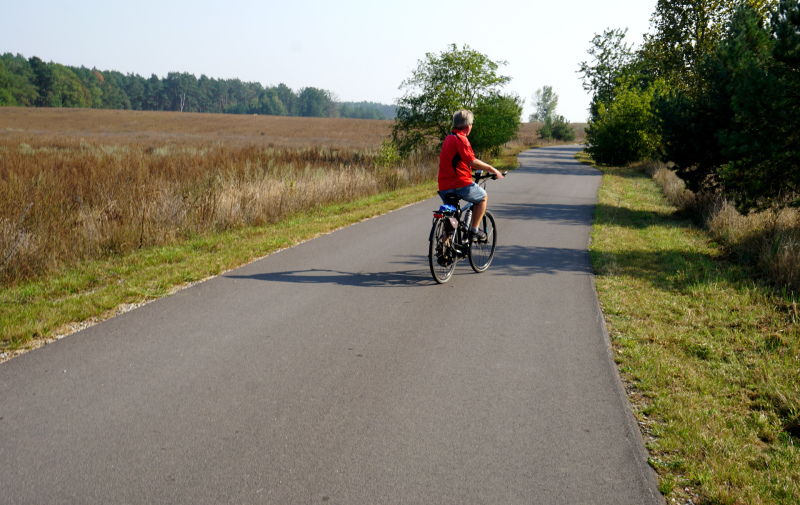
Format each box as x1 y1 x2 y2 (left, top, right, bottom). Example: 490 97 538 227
491 245 593 276
491 202 595 225
226 264 433 288
226 244 592 288
525 164 599 176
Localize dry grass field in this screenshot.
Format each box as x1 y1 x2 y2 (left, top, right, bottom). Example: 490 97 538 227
0 108 393 149
0 108 431 285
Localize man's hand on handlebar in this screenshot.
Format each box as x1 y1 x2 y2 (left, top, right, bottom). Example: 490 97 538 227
468 158 504 180
474 169 507 181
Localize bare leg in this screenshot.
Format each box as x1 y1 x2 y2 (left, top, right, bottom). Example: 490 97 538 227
471 196 487 229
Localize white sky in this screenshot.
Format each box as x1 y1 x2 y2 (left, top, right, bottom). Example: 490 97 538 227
2 0 656 122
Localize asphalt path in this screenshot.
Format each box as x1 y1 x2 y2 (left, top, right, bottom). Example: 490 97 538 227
0 145 663 504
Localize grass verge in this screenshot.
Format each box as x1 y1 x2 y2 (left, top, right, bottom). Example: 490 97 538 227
579 151 799 504
1 181 436 360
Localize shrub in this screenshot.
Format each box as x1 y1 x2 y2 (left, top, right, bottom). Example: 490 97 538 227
586 83 661 166
537 115 575 142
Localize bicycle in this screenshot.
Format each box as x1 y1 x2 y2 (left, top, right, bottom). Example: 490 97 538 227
428 170 505 284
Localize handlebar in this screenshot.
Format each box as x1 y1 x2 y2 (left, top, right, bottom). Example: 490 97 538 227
473 170 508 181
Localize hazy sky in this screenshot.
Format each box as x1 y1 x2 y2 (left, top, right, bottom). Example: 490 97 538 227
3 0 657 122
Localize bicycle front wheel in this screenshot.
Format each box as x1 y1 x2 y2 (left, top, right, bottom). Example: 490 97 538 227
429 219 456 284
468 210 496 273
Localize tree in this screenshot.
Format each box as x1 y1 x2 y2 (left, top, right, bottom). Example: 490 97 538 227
0 52 390 120
578 28 638 119
257 88 288 116
145 74 165 110
529 85 559 122
194 75 214 112
275 83 296 116
538 115 576 142
0 60 15 105
29 56 57 107
97 70 129 109
640 0 774 94
36 63 89 108
0 55 37 106
164 72 199 112
586 82 662 166
222 78 259 114
470 93 524 156
297 87 335 117
526 85 575 141
339 102 387 120
391 44 520 156
713 0 800 210
644 0 789 204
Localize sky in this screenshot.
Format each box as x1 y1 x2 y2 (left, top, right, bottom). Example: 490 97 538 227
3 0 657 122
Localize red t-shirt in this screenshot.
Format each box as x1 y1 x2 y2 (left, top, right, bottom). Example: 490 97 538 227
438 130 476 190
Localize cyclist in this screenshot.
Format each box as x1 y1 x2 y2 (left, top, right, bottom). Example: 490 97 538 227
438 109 503 241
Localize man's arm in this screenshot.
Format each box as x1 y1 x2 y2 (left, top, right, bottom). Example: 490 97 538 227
468 158 504 179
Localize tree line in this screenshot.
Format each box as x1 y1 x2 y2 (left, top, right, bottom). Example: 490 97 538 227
0 53 394 120
580 0 799 212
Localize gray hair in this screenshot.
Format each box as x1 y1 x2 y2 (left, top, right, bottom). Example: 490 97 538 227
453 109 474 130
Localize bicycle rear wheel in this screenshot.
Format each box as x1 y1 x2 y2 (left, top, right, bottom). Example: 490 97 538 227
429 219 456 283
468 210 496 273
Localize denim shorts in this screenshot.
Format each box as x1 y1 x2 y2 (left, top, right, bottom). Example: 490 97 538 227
438 183 487 205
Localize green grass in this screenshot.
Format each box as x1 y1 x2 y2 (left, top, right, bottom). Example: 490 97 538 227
579 151 800 504
491 145 527 170
1 181 436 358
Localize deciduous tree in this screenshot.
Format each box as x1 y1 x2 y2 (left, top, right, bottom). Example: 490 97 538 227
578 28 637 119
529 85 559 122
586 82 662 166
391 44 520 156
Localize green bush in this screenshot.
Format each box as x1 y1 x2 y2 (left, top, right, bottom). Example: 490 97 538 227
586 83 661 166
470 93 523 156
537 115 575 142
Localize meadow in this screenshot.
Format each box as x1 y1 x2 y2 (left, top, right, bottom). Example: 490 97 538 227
0 109 432 285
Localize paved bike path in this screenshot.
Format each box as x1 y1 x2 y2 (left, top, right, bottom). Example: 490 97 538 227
0 145 662 504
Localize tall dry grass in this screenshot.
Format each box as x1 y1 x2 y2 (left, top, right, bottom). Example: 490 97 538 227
0 109 434 285
639 160 800 293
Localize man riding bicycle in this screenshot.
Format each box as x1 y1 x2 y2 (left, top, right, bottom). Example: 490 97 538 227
438 109 504 241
